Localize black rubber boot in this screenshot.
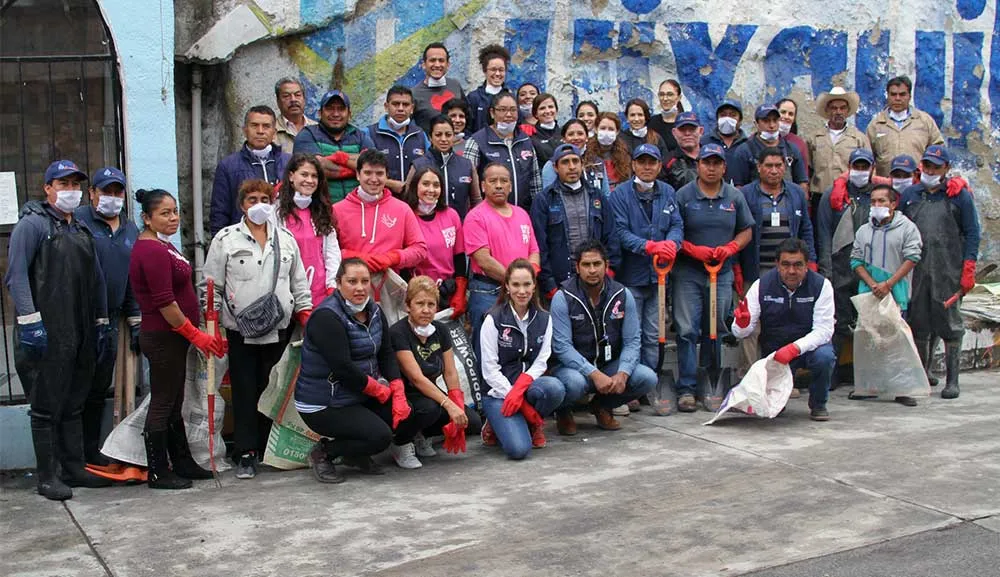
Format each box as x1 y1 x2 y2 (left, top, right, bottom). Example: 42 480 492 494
31 419 72 501
59 416 112 488
166 419 214 480
144 430 192 490
941 341 961 399
915 337 939 387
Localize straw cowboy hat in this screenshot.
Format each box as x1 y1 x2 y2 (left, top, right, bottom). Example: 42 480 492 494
815 87 860 118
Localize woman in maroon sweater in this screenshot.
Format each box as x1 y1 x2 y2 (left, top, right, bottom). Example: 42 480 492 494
128 189 226 489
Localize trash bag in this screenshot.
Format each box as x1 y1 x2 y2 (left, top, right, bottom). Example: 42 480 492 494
373 269 409 325
258 340 320 470
432 311 483 411
99 395 150 465
850 292 930 399
704 355 793 425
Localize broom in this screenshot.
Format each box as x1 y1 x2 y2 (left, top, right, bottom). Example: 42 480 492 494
205 278 223 488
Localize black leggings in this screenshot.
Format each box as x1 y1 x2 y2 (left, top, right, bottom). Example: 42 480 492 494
228 329 291 456
299 399 394 459
395 393 483 445
141 330 190 433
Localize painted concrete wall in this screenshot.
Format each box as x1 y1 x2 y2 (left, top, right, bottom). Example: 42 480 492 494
179 0 999 265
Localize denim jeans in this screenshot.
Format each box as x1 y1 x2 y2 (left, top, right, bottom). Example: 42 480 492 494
672 266 734 396
626 285 661 370
553 359 658 410
482 375 565 460
788 342 835 409
468 276 501 361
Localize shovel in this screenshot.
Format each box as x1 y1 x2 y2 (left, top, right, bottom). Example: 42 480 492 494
943 263 996 308
648 255 677 416
699 260 728 412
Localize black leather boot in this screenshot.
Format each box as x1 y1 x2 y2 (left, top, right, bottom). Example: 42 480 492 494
31 418 72 500
59 415 112 488
166 419 213 480
941 341 961 399
144 430 192 490
915 337 939 387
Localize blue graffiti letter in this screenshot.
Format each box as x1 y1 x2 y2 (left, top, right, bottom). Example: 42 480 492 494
666 23 756 121
764 27 847 102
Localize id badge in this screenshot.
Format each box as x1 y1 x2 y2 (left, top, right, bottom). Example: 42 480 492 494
771 211 781 227
603 344 612 362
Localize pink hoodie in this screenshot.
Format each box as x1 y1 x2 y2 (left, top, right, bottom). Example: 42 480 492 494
333 188 427 269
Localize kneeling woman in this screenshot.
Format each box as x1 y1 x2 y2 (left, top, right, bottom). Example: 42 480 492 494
294 258 411 483
388 276 482 468
479 259 565 459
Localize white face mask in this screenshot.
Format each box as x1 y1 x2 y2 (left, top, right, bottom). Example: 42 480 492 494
920 172 942 188
892 177 913 192
759 130 780 141
888 108 910 122
630 126 648 138
519 104 533 117
417 200 437 215
484 84 502 95
848 169 871 188
96 195 124 218
247 202 274 225
564 179 583 190
156 232 172 242
633 176 655 189
357 188 382 203
54 189 83 213
778 121 793 136
426 76 447 88
250 144 272 158
717 117 738 135
411 321 436 338
293 192 312 209
387 116 411 131
597 130 617 146
870 206 891 223
495 121 517 135
344 295 370 314
539 121 556 130
662 105 678 116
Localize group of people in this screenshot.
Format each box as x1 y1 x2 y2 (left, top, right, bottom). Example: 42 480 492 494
7 40 982 499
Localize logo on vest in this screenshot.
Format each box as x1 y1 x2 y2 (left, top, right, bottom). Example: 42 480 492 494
520 224 530 244
795 296 815 303
520 149 534 161
380 214 398 228
762 295 785 304
379 149 391 155
499 327 513 346
610 301 624 319
593 198 602 209
459 176 472 183
719 201 736 212
441 226 456 248
570 313 586 322
413 148 424 156
486 151 501 159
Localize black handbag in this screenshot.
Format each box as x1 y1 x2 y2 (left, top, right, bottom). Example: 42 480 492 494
230 231 285 338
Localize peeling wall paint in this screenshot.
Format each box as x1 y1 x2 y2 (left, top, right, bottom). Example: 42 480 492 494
178 0 1000 264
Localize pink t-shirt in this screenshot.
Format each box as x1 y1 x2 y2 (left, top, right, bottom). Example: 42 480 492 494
463 202 539 276
414 207 463 281
285 207 326 306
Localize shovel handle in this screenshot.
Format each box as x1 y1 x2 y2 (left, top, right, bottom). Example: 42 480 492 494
654 255 674 345
205 279 217 396
704 261 722 340
943 291 962 309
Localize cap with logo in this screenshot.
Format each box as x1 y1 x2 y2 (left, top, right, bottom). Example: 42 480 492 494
889 155 918 174
632 143 662 161
674 111 700 129
921 145 950 166
92 167 126 190
319 90 351 109
716 98 743 117
754 104 780 120
551 143 582 163
848 148 875 166
699 143 726 161
44 160 88 184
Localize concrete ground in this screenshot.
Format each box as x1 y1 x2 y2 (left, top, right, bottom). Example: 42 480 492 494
2 370 998 577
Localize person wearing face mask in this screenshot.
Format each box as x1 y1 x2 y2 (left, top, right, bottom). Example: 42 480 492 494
388 276 483 467
408 115 480 219
663 112 704 191
6 160 112 499
648 79 684 152
700 99 748 167
295 259 408 482
129 189 226 490
776 98 810 184
541 119 610 199
466 44 511 134
210 106 291 235
807 88 871 214
866 76 944 177
529 93 561 167
202 179 313 480
516 82 540 127
584 112 633 190
816 148 878 388
276 155 341 307
411 42 466 134
729 105 808 188
403 165 467 319
273 78 317 153
889 155 919 194
531 144 617 302
464 91 542 212
621 99 670 164
74 167 141 466
366 85 431 194
900 146 981 400
850 184 924 406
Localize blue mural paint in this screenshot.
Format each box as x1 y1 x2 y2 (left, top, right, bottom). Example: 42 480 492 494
951 31 985 145
505 19 550 92
914 31 946 128
666 23 756 122
572 19 616 94
618 21 655 106
764 27 847 102
854 29 891 131
621 0 661 15
956 0 987 19
990 0 1000 132
392 0 442 40
300 0 347 28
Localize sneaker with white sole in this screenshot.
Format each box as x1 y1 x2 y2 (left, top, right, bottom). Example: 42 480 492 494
612 404 630 416
413 433 436 457
389 443 422 469
235 452 257 479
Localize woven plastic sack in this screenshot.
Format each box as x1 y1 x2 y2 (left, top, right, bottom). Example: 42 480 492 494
851 293 930 399
258 340 321 470
704 355 793 425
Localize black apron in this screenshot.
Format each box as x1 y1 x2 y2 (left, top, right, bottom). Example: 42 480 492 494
830 195 870 337
905 193 964 341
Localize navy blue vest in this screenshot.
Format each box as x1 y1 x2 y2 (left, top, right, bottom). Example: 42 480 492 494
559 276 628 368
295 291 384 408
468 127 537 211
367 120 429 182
412 150 475 219
483 304 549 392
758 269 825 357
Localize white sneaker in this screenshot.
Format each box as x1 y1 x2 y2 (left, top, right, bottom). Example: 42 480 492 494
389 443 422 469
413 433 436 458
612 404 630 416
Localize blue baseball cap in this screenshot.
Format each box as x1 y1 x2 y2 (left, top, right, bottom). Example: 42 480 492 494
44 160 87 184
674 111 700 128
922 145 950 166
632 143 662 161
754 104 780 120
889 155 918 174
716 98 742 117
849 148 875 166
699 143 727 161
92 167 126 190
319 89 351 109
551 143 582 163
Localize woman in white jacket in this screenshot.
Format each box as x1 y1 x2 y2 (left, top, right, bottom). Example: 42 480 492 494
276 154 341 307
202 178 313 480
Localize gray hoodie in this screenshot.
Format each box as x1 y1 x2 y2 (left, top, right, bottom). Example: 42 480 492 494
850 211 923 308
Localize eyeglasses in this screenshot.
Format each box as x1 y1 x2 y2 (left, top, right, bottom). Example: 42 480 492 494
493 107 518 114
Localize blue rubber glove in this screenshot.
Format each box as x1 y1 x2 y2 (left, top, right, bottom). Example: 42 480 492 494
18 320 48 357
128 318 142 354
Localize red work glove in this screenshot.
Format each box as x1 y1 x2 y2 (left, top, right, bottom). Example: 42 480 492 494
606 268 616 278
448 388 466 410
530 262 541 276
520 123 537 136
946 176 970 198
449 277 468 319
174 319 226 358
520 403 544 427
961 260 977 293
733 264 745 295
657 240 678 262
830 178 849 212
389 379 411 429
734 298 751 329
367 251 402 272
501 373 534 417
442 422 466 454
774 343 801 365
331 165 356 180
713 241 740 262
808 262 818 272
361 376 391 404
325 151 350 166
681 241 715 263
546 287 558 301
295 309 312 327
644 240 659 256
325 287 335 296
